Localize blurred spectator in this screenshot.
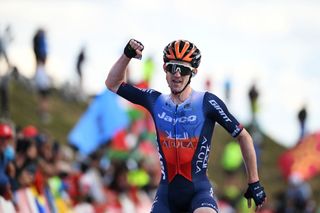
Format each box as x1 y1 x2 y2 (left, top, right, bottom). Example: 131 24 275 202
220 140 244 210
285 173 315 213
33 28 47 65
76 46 86 93
142 56 155 86
79 153 106 204
297 105 308 142
0 123 16 207
224 76 232 103
248 123 264 168
22 125 39 139
73 201 95 213
2 67 24 120
221 140 243 175
34 62 52 123
32 28 52 123
107 161 152 213
14 137 38 190
0 71 11 119
0 25 13 118
205 75 213 91
248 82 259 124
0 25 11 66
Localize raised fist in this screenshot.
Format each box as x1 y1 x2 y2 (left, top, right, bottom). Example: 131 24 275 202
123 39 144 59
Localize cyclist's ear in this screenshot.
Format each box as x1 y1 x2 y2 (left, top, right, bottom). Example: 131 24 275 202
192 68 197 77
163 63 167 73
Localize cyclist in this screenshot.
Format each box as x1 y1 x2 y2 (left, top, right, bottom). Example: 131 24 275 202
105 39 266 213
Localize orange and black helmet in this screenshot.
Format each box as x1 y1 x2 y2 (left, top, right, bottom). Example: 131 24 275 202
163 40 201 69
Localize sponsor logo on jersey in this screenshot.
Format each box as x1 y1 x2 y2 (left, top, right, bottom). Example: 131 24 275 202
151 195 158 212
138 88 154 94
158 112 197 125
165 131 189 140
160 131 197 149
208 99 232 122
231 124 242 137
201 199 218 211
196 137 210 173
157 146 166 180
161 140 195 149
201 203 214 208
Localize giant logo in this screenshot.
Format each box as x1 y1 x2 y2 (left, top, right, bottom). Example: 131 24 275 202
209 99 232 122
158 112 197 125
138 88 154 94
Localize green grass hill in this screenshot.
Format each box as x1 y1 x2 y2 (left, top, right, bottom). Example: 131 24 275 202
4 77 320 209
8 78 88 143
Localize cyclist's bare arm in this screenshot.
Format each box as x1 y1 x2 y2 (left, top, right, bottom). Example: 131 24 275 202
105 54 131 93
105 39 143 93
237 128 260 183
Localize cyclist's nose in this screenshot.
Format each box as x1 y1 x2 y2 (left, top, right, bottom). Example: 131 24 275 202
173 69 181 77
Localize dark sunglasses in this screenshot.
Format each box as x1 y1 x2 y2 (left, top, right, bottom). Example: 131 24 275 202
165 63 193 76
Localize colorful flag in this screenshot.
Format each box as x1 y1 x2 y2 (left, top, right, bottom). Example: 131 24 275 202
68 89 129 154
278 131 320 181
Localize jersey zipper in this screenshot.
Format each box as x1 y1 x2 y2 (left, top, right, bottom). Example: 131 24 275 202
174 104 180 175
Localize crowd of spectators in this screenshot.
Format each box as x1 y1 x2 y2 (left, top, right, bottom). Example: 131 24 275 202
0 117 161 212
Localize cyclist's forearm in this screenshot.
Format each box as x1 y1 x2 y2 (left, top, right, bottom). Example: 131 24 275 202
105 54 131 93
237 128 260 183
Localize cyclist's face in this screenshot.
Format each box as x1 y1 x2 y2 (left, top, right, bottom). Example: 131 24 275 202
165 61 193 93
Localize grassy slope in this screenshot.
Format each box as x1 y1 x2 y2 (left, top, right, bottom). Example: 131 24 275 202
7 79 320 207
208 126 288 208
208 123 320 207
9 79 87 143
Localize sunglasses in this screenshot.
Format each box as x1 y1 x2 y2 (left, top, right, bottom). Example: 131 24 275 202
165 63 194 76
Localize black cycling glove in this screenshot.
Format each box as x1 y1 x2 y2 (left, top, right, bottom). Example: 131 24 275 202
124 39 144 58
244 181 266 206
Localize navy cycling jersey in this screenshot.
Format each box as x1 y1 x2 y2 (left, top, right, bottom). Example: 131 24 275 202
117 82 243 184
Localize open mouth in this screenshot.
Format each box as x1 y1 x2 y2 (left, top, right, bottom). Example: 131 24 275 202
172 79 182 84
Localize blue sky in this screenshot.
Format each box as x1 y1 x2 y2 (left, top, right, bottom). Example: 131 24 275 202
1 0 320 147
